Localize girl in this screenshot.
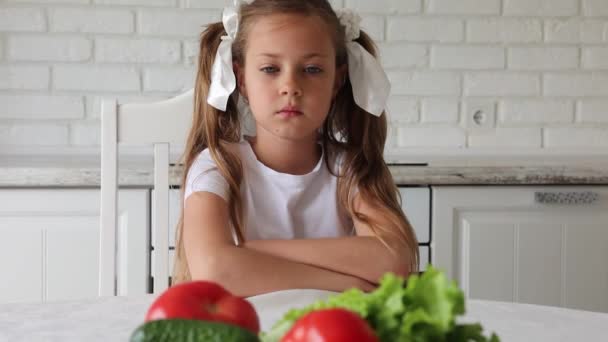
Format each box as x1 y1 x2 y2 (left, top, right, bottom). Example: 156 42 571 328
172 0 419 297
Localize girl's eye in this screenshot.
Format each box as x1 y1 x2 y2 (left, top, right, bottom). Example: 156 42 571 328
261 66 278 74
305 66 322 74
260 66 322 74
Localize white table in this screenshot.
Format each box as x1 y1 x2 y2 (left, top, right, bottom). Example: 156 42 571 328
1 290 607 341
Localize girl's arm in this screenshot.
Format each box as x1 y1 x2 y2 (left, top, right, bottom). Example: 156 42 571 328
199 244 377 297
243 193 412 285
243 236 400 285
183 192 376 298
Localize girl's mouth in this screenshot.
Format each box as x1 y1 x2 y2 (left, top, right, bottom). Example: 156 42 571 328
277 109 303 118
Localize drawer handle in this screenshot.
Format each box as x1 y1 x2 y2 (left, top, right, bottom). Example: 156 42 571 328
534 191 599 205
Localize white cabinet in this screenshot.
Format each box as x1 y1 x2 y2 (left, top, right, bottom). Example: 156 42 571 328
432 186 608 313
6 183 608 309
0 189 149 303
152 187 431 281
399 187 431 271
399 187 431 244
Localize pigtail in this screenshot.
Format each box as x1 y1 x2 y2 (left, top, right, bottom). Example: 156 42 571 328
325 29 420 275
172 23 246 285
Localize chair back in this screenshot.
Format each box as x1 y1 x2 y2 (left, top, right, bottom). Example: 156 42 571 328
99 89 193 296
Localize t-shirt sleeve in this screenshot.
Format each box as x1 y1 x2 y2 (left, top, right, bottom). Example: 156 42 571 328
183 149 230 203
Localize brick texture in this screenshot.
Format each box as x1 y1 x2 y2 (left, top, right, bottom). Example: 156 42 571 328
0 0 606 151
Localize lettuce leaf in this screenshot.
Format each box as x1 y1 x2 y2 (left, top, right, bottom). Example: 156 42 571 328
260 266 499 342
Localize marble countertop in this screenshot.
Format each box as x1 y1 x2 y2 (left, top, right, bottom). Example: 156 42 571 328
1 289 608 342
2 152 608 187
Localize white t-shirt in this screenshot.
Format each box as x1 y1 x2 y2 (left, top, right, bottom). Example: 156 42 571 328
184 139 354 243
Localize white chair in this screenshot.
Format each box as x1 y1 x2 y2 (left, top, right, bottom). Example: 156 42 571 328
99 89 194 296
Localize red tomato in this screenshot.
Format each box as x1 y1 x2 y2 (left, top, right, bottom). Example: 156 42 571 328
144 280 260 334
281 308 378 342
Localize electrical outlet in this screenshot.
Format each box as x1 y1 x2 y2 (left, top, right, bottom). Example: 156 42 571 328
463 100 496 130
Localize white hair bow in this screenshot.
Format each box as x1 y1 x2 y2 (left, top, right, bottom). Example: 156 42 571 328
206 0 243 111
335 8 391 117
207 3 391 117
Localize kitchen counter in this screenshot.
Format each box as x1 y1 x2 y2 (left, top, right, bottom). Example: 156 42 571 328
1 152 608 187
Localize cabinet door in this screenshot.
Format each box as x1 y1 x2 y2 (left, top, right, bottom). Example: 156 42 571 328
399 187 431 271
432 186 608 313
0 189 148 303
399 187 430 244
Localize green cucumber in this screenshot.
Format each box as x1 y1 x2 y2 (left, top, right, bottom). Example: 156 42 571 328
130 319 260 342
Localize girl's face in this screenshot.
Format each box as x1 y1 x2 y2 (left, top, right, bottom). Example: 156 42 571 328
236 13 345 143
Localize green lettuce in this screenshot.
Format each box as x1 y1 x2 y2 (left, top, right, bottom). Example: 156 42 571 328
260 266 499 342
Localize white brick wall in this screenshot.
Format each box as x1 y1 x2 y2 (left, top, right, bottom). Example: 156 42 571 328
53 65 140 91
50 8 134 34
467 19 543 43
428 0 501 15
0 0 607 150
584 0 608 16
421 99 459 124
508 47 579 70
544 73 608 96
143 67 195 92
388 18 464 42
8 36 92 62
499 100 575 124
545 127 608 147
0 8 45 32
464 72 540 96
582 47 608 69
346 0 420 14
398 127 466 147
0 95 84 119
469 128 542 148
389 71 461 95
579 100 608 123
504 0 579 17
95 38 181 64
544 19 608 43
431 46 505 70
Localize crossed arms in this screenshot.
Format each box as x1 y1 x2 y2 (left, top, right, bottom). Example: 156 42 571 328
183 191 412 297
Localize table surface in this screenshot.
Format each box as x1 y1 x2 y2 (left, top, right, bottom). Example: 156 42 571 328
1 289 607 341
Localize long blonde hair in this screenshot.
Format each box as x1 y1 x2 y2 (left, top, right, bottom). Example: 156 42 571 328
172 0 419 285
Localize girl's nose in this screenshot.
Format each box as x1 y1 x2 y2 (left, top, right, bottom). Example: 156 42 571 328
280 75 302 97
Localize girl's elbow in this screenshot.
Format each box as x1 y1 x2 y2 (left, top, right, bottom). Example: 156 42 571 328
372 254 408 282
391 259 411 278
388 247 413 278
373 241 411 280
188 253 225 284
188 251 246 295
189 267 220 285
